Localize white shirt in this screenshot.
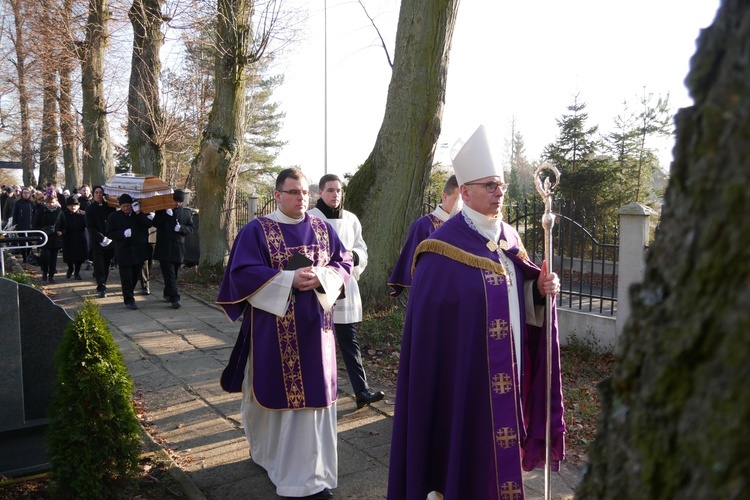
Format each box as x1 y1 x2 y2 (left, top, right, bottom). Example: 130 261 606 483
308 207 368 324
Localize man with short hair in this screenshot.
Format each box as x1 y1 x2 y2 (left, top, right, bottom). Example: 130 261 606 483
153 189 195 309
309 174 385 409
86 186 116 297
106 194 154 310
388 174 461 297
388 125 565 499
217 168 352 499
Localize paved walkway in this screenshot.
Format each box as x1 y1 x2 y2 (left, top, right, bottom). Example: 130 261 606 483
39 262 581 499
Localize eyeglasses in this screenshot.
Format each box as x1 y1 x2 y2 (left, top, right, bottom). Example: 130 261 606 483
279 189 310 196
464 181 508 193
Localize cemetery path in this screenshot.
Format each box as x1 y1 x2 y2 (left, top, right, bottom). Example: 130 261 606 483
45 272 580 500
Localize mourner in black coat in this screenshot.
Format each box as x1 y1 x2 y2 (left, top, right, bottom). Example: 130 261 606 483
106 194 154 310
62 197 88 279
33 195 65 282
86 186 116 297
153 189 195 309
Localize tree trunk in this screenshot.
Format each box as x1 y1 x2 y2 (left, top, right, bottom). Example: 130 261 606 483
128 0 164 177
346 0 460 309
80 0 114 187
59 0 79 191
578 2 750 498
9 0 35 187
38 54 59 187
193 0 253 271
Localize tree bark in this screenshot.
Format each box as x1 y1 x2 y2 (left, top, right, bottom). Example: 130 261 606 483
8 0 35 187
578 2 750 498
193 0 253 271
80 0 114 187
128 0 165 177
38 48 59 187
59 0 79 191
346 0 460 309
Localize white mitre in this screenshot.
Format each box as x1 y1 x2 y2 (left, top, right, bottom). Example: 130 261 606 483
451 125 502 186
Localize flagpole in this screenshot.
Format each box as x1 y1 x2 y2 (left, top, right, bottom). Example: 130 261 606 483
534 164 561 500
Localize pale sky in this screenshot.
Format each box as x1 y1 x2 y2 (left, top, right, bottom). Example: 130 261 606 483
272 0 722 183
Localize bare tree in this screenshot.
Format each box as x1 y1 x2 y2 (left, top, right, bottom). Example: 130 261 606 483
58 0 80 189
128 0 165 176
345 0 461 308
578 2 749 497
78 0 114 187
192 0 282 270
36 0 60 187
6 0 35 187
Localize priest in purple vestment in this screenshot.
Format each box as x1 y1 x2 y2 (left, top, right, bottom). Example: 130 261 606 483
217 168 352 499
388 126 565 500
388 175 461 297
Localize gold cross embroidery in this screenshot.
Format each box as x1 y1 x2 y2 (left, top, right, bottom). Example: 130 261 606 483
489 319 509 340
501 481 523 499
495 427 518 449
492 373 513 395
484 271 504 286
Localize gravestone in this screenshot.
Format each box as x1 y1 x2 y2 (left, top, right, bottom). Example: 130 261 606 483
0 276 71 477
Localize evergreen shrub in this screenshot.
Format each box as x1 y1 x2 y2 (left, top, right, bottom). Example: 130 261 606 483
47 300 141 499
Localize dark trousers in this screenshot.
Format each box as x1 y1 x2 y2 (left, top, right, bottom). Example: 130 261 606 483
160 261 181 302
334 322 368 394
40 248 60 277
67 261 83 276
140 243 155 287
92 247 114 292
119 263 142 304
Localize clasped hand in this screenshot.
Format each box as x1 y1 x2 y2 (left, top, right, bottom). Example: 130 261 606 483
292 267 320 292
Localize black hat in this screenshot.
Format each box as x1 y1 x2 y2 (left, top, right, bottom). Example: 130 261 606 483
173 189 185 202
66 196 79 206
118 193 134 205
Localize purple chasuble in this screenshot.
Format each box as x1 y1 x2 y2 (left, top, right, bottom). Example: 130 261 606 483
388 213 444 297
387 214 565 500
216 214 352 410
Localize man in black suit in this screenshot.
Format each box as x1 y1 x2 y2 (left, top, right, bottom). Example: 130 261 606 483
153 189 195 309
106 194 154 310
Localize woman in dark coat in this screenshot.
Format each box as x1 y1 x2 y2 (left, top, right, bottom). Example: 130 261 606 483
33 194 65 282
62 196 88 279
9 187 35 262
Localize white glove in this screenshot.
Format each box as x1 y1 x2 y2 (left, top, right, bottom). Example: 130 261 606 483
147 212 155 220
132 201 141 212
100 237 112 247
174 222 181 232
6 217 12 227
166 208 173 216
124 228 132 238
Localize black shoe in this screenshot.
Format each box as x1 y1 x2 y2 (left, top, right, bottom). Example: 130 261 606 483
171 300 182 309
356 390 385 409
48 276 55 283
42 274 48 281
142 286 150 295
126 302 139 310
281 488 333 500
74 274 82 280
66 270 72 279
97 291 106 298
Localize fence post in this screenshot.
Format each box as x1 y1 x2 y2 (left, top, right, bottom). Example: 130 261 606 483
616 202 656 339
248 196 258 222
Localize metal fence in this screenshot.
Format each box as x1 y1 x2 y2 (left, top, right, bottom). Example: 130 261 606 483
504 199 619 316
422 196 619 314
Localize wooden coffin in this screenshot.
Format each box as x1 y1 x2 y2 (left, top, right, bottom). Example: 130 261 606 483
103 174 175 212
